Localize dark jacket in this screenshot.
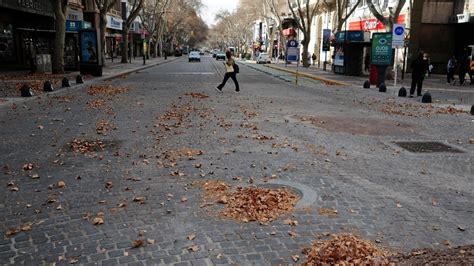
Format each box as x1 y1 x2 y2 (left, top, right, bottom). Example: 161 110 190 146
411 57 429 78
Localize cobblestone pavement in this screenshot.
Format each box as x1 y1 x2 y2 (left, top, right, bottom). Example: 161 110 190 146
0 55 473 265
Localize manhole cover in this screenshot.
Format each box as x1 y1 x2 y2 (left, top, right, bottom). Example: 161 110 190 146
394 141 464 153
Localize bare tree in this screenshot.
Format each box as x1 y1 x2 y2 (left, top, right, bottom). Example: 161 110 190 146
140 0 169 57
51 0 68 73
366 0 406 31
94 0 117 66
334 0 362 32
121 0 145 63
288 0 321 67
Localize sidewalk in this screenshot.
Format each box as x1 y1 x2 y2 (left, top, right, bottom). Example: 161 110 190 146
260 60 474 93
0 56 178 104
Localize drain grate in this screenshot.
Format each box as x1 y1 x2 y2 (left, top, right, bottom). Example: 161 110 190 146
394 141 464 153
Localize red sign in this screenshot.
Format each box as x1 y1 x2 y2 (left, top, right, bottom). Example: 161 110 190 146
349 14 405 31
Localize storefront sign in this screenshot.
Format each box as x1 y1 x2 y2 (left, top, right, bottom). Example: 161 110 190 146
107 15 122 30
334 30 368 43
1 0 53 16
66 20 81 32
349 14 405 31
82 22 92 29
371 33 392 65
322 29 331 51
456 12 471 23
287 40 298 48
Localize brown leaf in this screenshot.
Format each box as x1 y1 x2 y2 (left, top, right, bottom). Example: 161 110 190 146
396 203 402 208
188 245 200 252
147 238 155 244
288 230 298 237
133 197 146 204
283 218 298 226
442 239 450 246
186 234 196 240
22 163 34 170
457 225 466 231
431 198 437 206
5 228 19 237
105 181 113 189
97 200 107 204
57 181 66 188
92 217 104 225
132 239 144 248
31 174 40 179
181 197 188 203
117 202 127 208
291 254 300 262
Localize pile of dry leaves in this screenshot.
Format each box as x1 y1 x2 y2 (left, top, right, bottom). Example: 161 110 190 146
87 84 129 96
69 139 106 154
381 101 467 117
185 92 209 99
96 119 116 135
196 180 300 223
302 233 392 265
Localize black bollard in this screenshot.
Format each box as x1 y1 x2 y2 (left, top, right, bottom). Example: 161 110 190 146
43 80 54 92
398 87 407 97
470 105 474 115
20 84 34 97
76 75 84 84
61 77 70 87
379 83 387 92
421 92 432 103
363 80 370 89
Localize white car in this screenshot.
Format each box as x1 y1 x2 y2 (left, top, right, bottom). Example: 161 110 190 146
215 52 226 60
188 51 201 62
256 53 270 64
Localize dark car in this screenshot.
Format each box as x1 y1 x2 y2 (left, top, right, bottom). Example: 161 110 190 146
216 52 226 60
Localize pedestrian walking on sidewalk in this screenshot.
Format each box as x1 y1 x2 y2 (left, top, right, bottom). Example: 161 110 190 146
216 51 240 93
447 56 457 84
410 52 429 97
458 50 470 86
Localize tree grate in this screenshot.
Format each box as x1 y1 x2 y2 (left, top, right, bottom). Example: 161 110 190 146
394 141 464 153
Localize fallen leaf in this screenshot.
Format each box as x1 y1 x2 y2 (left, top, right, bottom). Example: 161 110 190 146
288 230 298 237
117 202 127 208
396 203 402 208
469 138 474 144
22 163 34 170
457 225 466 231
5 228 19 237
442 240 450 246
181 197 188 202
187 234 196 240
291 254 300 262
21 224 32 231
283 218 298 226
105 181 113 189
57 181 66 188
123 251 129 256
147 238 155 244
132 239 144 248
133 197 146 204
31 174 40 179
92 217 104 225
70 258 79 264
431 198 437 206
97 200 106 204
188 245 200 252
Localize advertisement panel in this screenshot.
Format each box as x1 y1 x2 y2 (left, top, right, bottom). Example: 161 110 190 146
322 29 331 51
371 33 392 65
79 30 98 64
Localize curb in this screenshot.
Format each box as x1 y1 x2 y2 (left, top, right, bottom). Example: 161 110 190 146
264 64 351 86
0 57 179 110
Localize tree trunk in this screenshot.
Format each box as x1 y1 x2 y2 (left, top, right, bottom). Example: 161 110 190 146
99 14 108 66
121 26 130 63
154 39 159 57
302 37 310 67
52 1 66 73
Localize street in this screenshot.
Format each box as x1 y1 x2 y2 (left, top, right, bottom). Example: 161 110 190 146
1 55 473 265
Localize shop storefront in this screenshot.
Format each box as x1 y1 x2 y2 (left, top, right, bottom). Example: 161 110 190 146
105 15 122 59
0 0 55 69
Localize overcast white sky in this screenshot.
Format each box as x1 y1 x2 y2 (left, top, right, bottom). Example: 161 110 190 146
201 0 239 27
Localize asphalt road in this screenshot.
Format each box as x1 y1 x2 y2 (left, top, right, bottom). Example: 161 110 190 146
1 55 473 265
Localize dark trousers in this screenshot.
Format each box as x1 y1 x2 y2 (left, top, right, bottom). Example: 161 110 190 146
447 68 455 83
218 72 239 91
459 70 467 85
410 76 424 96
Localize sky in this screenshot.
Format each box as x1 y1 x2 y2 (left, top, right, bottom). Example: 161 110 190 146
201 0 239 27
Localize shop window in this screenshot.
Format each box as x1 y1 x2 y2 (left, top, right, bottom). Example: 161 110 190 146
0 23 15 64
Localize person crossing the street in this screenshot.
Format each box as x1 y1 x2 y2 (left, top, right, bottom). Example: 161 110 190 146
216 51 240 93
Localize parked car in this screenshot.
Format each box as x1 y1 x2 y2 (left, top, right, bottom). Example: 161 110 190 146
216 52 226 60
188 51 201 62
256 53 271 64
